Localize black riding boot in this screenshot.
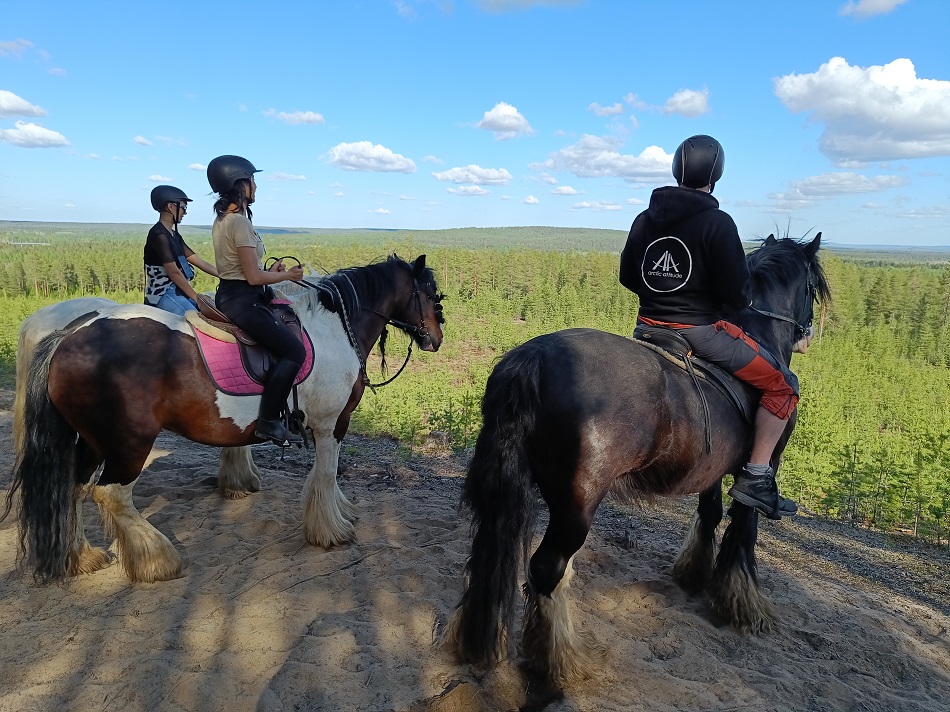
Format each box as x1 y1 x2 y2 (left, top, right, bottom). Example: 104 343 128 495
728 465 798 520
254 359 304 447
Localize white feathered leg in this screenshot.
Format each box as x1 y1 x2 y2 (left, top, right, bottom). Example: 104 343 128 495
67 481 113 576
217 445 262 499
93 479 182 582
301 433 355 547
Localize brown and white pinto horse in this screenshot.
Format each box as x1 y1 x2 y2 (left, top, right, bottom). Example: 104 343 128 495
6 255 443 584
445 235 829 683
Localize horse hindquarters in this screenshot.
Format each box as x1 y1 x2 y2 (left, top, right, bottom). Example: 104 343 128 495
5 331 97 582
445 347 542 667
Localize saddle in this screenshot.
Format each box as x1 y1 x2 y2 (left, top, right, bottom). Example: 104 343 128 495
189 294 313 390
632 324 756 426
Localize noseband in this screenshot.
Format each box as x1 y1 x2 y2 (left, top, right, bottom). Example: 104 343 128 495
749 263 817 342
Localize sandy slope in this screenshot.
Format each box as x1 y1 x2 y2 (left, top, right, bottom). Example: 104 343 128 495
0 398 947 712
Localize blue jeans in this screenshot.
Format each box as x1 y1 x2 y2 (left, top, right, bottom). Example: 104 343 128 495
156 285 198 315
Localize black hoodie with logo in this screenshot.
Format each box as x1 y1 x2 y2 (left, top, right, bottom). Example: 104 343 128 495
619 186 750 326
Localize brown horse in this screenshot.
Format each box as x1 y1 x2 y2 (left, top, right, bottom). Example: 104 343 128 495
6 255 444 584
445 235 829 683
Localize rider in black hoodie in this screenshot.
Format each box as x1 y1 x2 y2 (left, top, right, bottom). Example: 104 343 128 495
619 135 798 519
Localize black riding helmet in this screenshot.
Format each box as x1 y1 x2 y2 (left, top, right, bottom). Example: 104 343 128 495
150 185 192 212
207 155 261 194
672 135 724 192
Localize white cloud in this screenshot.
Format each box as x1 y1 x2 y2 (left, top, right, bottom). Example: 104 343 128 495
898 204 950 219
624 93 649 110
369 207 391 214
271 172 306 181
793 172 907 196
0 39 33 57
524 195 540 204
840 0 908 18
447 185 490 196
588 102 624 117
570 200 623 211
0 90 46 118
534 134 672 182
626 197 645 205
188 163 206 171
552 185 582 196
423 155 443 164
264 109 325 125
48 67 67 77
149 174 171 182
770 171 909 209
134 135 152 146
663 88 709 117
327 141 416 173
774 57 950 161
432 164 512 185
477 102 533 140
155 135 185 146
0 121 69 147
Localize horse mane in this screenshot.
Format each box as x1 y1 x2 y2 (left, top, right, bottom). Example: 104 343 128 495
291 255 436 373
746 236 831 306
317 254 434 312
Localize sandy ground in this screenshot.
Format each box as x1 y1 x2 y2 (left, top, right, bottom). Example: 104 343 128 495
0 391 948 712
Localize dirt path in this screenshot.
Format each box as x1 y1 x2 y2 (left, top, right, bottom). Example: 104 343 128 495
0 395 947 711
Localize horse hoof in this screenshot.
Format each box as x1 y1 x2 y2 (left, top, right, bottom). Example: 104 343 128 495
69 542 114 576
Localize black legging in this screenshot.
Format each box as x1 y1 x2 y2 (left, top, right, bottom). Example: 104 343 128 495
216 280 306 421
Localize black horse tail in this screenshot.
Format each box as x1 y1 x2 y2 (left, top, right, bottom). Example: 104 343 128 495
3 330 78 584
449 344 543 665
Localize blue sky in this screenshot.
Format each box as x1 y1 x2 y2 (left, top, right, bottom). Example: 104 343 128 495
1 0 948 246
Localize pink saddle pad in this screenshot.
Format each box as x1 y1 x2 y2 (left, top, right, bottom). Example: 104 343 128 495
193 326 315 395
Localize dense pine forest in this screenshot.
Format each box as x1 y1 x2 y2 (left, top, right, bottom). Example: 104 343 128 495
1 222 948 547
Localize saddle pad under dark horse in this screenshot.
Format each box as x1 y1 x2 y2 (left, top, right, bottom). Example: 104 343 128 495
190 318 315 396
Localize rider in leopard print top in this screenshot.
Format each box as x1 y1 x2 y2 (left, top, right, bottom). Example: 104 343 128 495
144 185 218 315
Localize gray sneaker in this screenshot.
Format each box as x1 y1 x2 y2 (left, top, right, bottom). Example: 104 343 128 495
728 472 798 520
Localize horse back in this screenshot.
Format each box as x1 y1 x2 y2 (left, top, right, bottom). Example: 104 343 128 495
45 308 246 445
496 328 751 496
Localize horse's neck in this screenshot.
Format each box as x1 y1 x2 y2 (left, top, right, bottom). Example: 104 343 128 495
735 308 792 365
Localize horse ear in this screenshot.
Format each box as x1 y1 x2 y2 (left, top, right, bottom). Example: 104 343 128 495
765 234 777 245
805 232 821 259
413 254 427 276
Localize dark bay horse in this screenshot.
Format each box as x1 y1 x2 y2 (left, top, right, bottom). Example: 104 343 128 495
6 255 444 584
445 235 829 683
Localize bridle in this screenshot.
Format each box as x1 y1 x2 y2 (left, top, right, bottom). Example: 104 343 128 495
358 278 441 388
294 268 441 389
361 279 435 343
749 262 817 343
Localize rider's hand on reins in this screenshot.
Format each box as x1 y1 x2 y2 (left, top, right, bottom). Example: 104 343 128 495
264 256 305 282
